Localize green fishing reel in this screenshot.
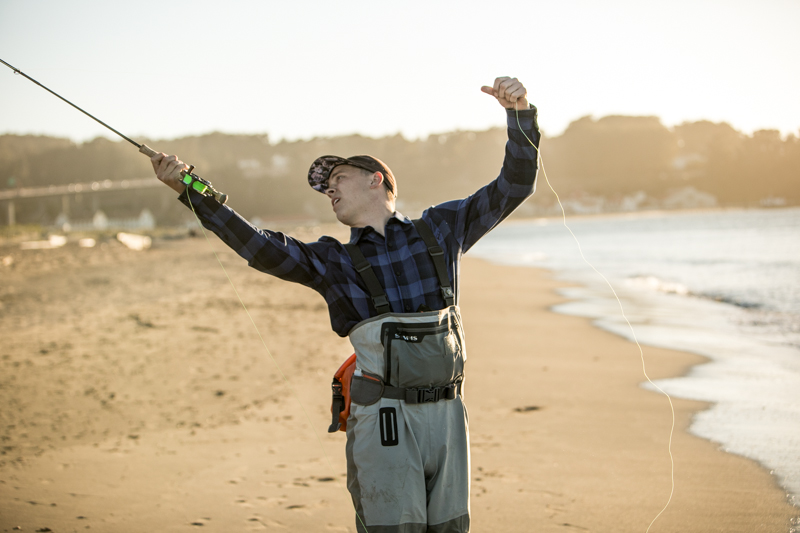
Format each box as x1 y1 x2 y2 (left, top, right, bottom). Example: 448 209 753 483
181 165 228 205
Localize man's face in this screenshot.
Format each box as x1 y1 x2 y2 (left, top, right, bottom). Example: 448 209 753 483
325 165 376 226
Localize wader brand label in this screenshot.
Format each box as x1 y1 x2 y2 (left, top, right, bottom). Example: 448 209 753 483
379 407 399 446
380 316 465 389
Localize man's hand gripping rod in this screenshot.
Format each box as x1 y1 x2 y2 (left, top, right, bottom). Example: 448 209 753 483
1 57 228 205
138 144 228 204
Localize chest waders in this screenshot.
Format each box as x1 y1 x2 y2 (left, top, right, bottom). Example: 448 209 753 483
342 219 470 533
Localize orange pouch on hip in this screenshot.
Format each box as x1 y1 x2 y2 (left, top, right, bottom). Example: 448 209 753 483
328 354 356 433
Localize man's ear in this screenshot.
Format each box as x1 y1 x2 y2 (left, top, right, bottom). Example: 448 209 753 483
370 171 384 189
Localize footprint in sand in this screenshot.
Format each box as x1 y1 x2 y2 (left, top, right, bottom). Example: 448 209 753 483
248 517 286 529
513 405 542 412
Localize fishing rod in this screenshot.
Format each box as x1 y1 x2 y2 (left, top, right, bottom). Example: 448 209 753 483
0 58 228 204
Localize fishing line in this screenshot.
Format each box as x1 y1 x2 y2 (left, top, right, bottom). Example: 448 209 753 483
515 104 676 533
1 57 368 532
4 56 673 530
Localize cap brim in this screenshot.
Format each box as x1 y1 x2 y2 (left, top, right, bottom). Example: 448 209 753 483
308 155 351 193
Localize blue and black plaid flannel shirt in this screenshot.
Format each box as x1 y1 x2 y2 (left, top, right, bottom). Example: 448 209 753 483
179 107 540 337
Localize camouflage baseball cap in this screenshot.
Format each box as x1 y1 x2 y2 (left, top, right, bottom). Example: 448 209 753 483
308 155 396 198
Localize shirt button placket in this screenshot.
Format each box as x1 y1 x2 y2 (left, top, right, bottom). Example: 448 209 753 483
387 226 408 313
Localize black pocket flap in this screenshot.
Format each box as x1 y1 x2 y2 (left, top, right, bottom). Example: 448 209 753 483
350 373 385 406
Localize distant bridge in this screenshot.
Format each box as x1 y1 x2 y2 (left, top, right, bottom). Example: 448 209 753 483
0 177 162 225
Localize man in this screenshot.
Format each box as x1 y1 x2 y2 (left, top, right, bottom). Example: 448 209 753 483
152 76 539 533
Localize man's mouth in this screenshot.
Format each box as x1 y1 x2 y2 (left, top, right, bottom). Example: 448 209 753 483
332 198 340 208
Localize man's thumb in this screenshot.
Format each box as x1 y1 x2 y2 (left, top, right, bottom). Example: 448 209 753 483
480 86 496 96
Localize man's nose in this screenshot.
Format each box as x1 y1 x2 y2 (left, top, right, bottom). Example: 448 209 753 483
326 186 335 197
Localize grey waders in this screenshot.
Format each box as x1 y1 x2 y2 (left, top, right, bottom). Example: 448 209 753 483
343 219 470 533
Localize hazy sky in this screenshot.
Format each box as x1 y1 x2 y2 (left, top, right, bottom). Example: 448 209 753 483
1 0 798 144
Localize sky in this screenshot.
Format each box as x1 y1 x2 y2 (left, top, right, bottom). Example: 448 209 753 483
1 0 798 144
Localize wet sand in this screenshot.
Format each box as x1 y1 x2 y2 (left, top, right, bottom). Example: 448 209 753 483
0 230 797 532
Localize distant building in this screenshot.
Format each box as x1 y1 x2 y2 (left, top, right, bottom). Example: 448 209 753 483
760 197 787 207
662 187 717 209
620 191 647 211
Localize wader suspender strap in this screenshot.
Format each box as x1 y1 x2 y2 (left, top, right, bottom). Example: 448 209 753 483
344 219 455 313
344 243 392 314
411 219 455 307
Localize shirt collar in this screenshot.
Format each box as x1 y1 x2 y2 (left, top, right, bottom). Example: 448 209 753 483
348 211 410 244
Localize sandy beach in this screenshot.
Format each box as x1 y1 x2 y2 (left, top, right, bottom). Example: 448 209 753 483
1 229 797 532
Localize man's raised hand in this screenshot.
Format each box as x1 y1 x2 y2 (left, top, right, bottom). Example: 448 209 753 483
481 77 528 110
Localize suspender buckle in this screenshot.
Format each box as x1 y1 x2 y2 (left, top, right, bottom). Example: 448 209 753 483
354 262 372 273
372 294 390 311
441 287 454 301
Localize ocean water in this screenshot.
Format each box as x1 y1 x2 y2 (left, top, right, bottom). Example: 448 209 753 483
470 207 800 506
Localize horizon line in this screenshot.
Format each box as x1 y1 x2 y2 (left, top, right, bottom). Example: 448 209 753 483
1 113 798 146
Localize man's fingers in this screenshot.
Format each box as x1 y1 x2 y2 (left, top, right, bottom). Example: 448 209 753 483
157 156 173 176
484 77 528 108
150 153 165 173
498 77 520 100
150 153 189 194
160 155 182 173
493 76 510 95
155 154 187 182
507 86 527 101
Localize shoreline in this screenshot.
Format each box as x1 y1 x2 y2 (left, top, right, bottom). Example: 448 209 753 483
542 266 800 508
459 258 797 532
470 205 800 514
553 278 800 508
503 204 800 225
0 240 796 532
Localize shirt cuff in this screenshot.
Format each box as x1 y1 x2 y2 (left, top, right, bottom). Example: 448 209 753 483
507 103 536 113
177 186 204 210
506 104 539 132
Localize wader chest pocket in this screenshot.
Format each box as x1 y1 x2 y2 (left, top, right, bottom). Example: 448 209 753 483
350 372 384 406
381 320 464 389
